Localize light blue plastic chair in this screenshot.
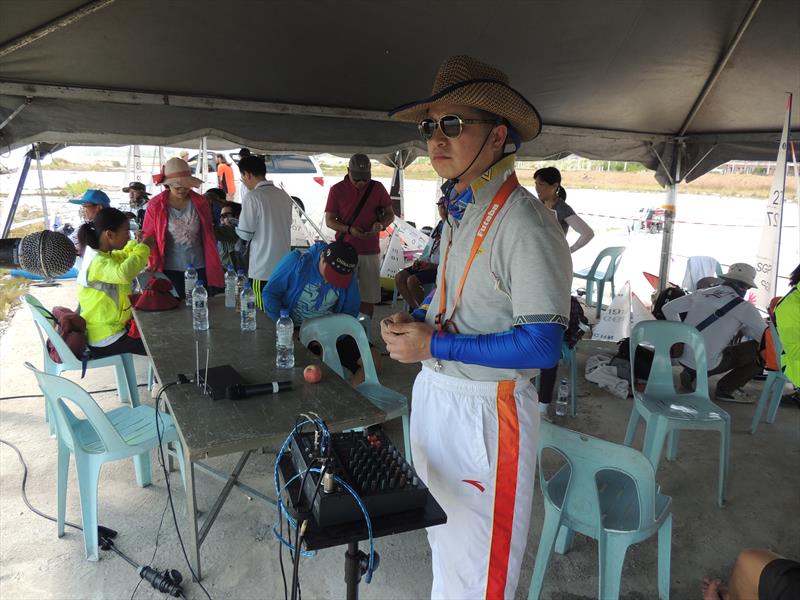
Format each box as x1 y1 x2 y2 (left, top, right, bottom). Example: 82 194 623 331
751 321 789 434
25 362 185 561
23 294 140 429
622 320 731 506
573 246 626 318
528 421 672 600
299 313 411 462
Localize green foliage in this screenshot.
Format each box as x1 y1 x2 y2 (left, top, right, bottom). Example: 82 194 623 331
61 179 102 197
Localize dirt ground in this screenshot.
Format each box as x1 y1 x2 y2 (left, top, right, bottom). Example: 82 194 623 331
0 282 798 600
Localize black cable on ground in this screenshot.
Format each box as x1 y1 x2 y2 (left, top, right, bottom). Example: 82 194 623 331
0 437 183 598
154 383 213 600
130 496 170 600
1 383 149 401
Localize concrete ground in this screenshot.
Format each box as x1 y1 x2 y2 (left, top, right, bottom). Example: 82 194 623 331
1 281 798 600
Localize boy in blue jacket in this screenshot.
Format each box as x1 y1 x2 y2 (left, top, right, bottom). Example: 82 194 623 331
264 240 378 384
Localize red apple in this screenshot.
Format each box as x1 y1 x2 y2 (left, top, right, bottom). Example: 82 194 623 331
303 364 322 384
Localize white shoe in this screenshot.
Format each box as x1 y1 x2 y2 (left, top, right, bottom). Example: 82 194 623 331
715 388 755 404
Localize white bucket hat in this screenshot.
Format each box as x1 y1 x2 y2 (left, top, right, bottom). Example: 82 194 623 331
720 263 757 289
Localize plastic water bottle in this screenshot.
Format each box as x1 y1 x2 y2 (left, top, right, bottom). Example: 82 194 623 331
276 309 295 369
192 280 209 331
235 269 247 312
184 264 197 306
556 378 569 417
224 265 237 308
240 282 257 331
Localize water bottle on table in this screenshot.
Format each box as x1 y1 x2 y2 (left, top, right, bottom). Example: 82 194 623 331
556 378 569 417
184 264 197 306
235 269 247 312
240 282 257 331
276 309 294 369
224 265 237 308
192 280 209 331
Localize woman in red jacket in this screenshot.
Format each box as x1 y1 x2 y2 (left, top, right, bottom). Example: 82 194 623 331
143 157 224 298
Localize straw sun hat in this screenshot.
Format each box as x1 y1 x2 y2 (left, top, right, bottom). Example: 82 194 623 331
152 157 204 188
389 55 542 142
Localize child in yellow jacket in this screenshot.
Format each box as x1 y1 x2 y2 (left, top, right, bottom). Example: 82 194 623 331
77 207 154 357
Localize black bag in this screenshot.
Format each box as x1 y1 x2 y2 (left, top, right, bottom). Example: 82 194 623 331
565 296 589 349
613 337 655 381
652 287 686 320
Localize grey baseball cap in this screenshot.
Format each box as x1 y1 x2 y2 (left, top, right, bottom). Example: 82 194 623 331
348 153 371 181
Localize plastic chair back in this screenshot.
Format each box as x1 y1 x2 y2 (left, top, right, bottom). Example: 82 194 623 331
23 294 83 371
300 314 378 384
25 362 128 454
768 321 784 365
630 320 709 398
588 247 625 282
539 421 659 531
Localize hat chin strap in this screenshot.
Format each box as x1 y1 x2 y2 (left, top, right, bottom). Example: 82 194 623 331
445 125 498 195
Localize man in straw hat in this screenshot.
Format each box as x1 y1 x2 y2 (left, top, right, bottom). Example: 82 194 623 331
663 262 767 403
382 55 571 599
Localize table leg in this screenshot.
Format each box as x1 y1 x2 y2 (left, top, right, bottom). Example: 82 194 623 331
183 454 202 581
198 450 253 545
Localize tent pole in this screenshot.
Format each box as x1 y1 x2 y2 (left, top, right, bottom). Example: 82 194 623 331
0 0 117 60
657 141 683 293
199 137 208 193
1 147 33 238
389 150 405 218
34 144 50 230
0 98 31 131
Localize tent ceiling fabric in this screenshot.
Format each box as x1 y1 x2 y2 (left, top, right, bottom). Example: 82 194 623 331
0 0 798 181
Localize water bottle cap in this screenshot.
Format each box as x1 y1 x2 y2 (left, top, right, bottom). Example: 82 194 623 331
237 269 245 275
196 280 204 287
244 281 251 288
561 378 568 384
187 263 194 269
280 309 289 317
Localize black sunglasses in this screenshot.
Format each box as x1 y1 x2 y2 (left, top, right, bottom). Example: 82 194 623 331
418 115 500 141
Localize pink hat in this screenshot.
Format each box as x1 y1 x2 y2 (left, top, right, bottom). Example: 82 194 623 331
152 157 203 188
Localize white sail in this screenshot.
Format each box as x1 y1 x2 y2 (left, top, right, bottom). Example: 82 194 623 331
754 95 792 308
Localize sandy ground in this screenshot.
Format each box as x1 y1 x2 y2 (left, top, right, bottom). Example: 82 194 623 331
1 281 798 600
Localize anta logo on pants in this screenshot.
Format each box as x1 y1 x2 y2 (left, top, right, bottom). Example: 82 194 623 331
462 479 485 492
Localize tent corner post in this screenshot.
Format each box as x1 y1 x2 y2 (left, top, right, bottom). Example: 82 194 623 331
657 141 684 293
1 146 34 238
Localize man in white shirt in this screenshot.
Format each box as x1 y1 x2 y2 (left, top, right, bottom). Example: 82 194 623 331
235 155 292 311
662 263 767 403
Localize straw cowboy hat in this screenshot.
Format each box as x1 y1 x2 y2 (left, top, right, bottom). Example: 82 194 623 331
389 55 542 142
152 157 203 188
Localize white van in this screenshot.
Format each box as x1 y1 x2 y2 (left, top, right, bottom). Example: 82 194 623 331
188 151 328 245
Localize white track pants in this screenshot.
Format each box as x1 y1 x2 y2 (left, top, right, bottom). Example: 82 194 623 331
411 367 539 600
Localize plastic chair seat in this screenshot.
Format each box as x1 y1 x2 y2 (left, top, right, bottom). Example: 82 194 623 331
575 266 608 279
638 393 729 423
72 405 179 456
355 382 407 421
547 467 671 534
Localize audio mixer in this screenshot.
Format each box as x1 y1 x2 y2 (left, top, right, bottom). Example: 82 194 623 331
287 429 428 528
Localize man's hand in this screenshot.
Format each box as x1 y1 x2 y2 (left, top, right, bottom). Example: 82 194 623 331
349 225 371 240
383 319 434 363
370 221 383 235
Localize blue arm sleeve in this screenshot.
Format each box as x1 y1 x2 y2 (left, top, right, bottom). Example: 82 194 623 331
430 323 563 369
340 277 362 317
263 252 299 320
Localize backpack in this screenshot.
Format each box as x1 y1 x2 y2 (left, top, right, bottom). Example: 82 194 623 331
652 286 686 320
565 296 589 349
43 306 90 367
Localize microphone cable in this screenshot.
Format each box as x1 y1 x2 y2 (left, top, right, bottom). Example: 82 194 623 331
0 437 187 599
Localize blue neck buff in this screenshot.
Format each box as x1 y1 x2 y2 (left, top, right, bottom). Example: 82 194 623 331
440 181 474 222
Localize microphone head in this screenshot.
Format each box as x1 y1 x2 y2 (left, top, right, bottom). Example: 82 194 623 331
19 230 77 277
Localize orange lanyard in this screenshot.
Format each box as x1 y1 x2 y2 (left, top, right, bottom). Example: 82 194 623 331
435 173 518 332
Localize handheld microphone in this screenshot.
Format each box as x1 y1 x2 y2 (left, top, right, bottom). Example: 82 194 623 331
226 381 292 400
0 230 77 277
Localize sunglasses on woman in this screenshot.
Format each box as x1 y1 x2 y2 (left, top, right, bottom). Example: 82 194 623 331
418 115 500 141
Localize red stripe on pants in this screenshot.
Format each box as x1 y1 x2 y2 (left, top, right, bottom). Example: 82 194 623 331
485 380 520 599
